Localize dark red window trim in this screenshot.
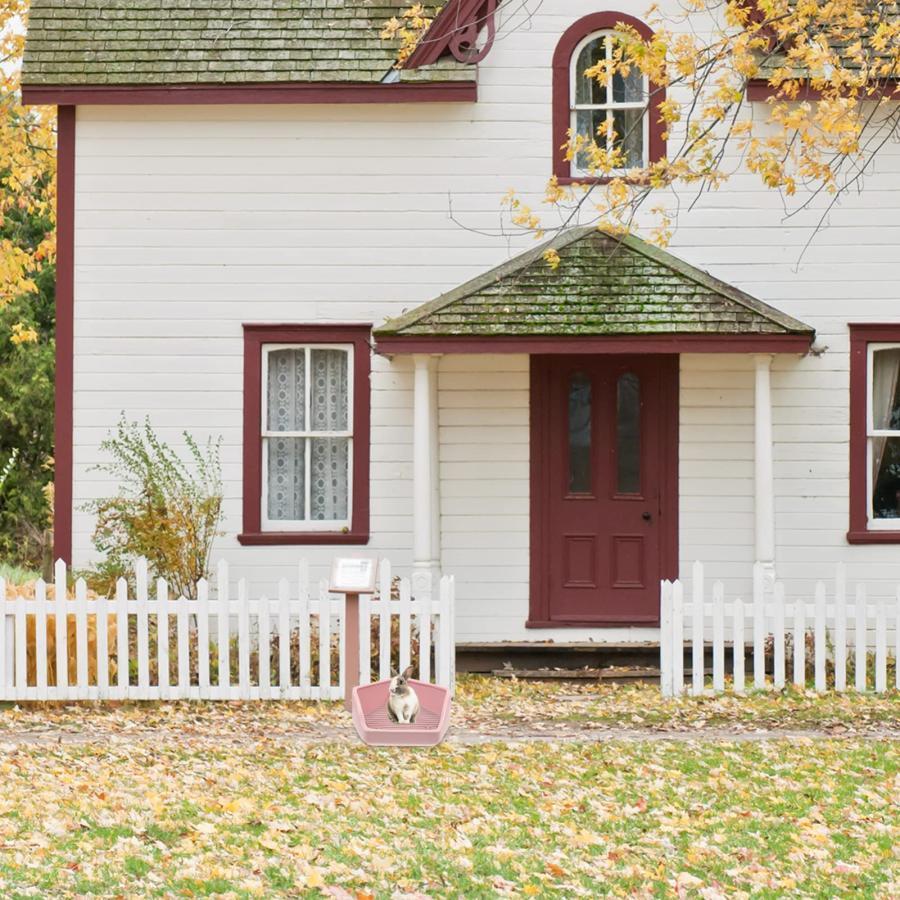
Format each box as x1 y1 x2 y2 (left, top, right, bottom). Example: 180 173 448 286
848 323 900 544
54 106 75 565
239 324 372 546
552 12 667 185
21 82 476 107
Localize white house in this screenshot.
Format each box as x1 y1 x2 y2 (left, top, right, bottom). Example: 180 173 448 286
22 0 900 647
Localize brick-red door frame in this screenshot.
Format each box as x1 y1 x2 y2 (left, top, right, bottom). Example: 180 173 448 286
528 353 679 627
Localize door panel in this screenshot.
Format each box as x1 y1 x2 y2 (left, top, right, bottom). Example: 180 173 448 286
529 354 678 626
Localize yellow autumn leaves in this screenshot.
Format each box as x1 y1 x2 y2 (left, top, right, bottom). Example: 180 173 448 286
1 0 56 347
380 4 439 67
499 2 900 250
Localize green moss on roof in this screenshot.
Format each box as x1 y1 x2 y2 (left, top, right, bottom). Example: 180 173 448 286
22 0 469 86
375 228 815 338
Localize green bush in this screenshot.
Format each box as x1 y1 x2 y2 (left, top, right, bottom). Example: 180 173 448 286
86 417 224 599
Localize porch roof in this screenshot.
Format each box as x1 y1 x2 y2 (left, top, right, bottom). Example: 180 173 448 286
374 228 815 354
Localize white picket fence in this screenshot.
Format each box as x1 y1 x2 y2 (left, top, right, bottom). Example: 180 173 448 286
660 562 900 696
0 558 455 702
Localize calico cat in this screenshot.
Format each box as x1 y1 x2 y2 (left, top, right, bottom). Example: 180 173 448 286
387 665 420 723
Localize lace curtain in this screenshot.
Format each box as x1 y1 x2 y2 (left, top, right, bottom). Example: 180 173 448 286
310 349 349 521
265 347 350 523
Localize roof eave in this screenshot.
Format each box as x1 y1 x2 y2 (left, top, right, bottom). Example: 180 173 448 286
20 80 477 106
374 333 815 355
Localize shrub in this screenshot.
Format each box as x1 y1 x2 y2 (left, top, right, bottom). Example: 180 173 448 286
86 417 223 599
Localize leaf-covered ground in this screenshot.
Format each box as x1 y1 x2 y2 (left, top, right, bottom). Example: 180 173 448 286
0 679 897 897
0 676 896 743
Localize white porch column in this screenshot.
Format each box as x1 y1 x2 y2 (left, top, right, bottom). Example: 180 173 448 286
412 355 441 584
754 354 776 583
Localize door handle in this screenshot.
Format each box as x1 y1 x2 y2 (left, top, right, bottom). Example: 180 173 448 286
642 511 652 521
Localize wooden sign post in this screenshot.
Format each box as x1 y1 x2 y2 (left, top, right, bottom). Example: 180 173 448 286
329 557 378 711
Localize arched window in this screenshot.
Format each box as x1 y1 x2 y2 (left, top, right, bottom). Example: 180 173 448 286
552 12 666 183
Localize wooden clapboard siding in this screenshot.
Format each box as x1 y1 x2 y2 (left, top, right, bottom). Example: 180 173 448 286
68 0 900 643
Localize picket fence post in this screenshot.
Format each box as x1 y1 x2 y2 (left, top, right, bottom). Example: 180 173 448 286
855 585 867 692
814 582 827 693
834 563 847 692
773 581 785 690
691 560 704 696
54 559 68 698
659 581 672 697
732 597 745 695
752 563 765 689
378 559 392 682
712 581 725 693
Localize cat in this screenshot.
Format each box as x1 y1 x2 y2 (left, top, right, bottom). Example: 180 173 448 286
387 665 420 724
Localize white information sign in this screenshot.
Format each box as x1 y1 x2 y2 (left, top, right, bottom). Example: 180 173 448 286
329 557 378 594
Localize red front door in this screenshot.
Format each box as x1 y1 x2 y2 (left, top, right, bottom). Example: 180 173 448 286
529 355 678 626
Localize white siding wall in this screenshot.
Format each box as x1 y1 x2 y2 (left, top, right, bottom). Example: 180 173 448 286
71 0 900 642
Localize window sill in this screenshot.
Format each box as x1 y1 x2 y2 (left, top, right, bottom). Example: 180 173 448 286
555 173 650 187
846 529 900 545
238 530 370 546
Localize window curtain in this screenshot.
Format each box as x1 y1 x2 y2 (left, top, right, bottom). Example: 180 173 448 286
310 349 350 521
267 349 306 521
872 349 900 489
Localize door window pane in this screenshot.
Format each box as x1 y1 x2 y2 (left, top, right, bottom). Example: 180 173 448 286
568 372 592 493
617 373 641 494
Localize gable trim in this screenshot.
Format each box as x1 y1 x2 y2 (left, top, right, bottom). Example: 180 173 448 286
402 0 498 69
22 81 476 107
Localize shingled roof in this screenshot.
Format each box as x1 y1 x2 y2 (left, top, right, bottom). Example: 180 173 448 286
22 0 469 86
374 228 815 340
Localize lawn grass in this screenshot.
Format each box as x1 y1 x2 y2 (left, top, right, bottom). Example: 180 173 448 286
0 737 895 897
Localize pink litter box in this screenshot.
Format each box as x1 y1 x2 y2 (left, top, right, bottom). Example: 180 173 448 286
351 679 452 746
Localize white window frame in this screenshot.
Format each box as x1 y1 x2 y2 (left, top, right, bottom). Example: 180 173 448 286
570 29 649 177
260 342 354 533
866 342 900 529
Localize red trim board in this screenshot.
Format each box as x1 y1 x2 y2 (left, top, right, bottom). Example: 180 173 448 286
239 324 372 547
22 82 476 107
746 79 900 102
376 334 814 355
402 0 490 69
54 106 75 565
